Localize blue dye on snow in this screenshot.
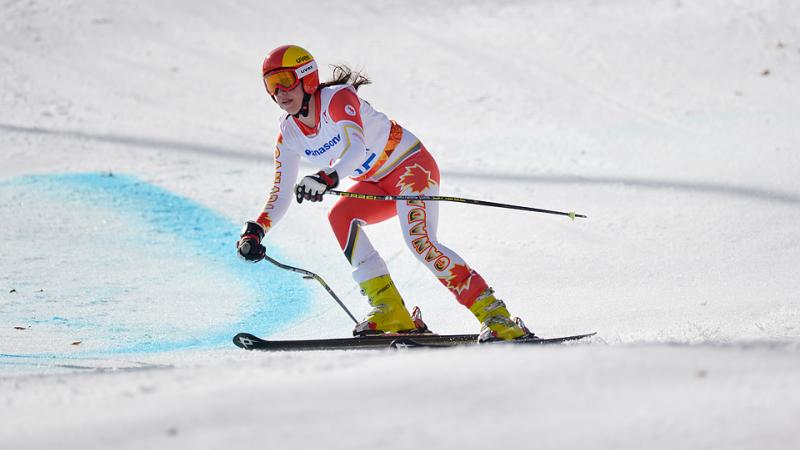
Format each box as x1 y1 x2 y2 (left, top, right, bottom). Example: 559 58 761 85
0 173 311 356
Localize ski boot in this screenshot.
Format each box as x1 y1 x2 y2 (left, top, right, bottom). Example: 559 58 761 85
468 288 534 342
353 275 427 336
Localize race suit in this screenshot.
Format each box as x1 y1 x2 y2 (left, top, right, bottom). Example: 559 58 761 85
255 84 489 308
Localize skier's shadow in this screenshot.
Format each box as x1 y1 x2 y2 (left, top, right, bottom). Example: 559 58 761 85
447 170 800 205
2 122 797 205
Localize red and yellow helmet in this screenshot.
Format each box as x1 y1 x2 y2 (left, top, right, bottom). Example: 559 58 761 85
262 45 319 96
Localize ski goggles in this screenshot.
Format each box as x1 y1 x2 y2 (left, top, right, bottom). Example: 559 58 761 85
263 60 317 95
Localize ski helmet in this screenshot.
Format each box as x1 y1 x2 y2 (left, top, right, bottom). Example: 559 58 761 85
262 44 319 96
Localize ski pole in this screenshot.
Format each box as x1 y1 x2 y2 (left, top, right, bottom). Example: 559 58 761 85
328 190 587 220
261 254 358 324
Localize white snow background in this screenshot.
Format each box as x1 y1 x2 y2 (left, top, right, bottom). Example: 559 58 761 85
1 0 799 449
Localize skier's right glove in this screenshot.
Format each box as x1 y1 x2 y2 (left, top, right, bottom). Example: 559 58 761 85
237 221 266 262
295 170 339 204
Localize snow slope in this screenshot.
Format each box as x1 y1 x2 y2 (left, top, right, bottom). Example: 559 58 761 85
1 0 799 448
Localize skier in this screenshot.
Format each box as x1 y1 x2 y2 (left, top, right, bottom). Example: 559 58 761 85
237 44 533 342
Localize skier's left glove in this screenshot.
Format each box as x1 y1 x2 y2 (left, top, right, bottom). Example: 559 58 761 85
237 221 266 262
295 169 339 203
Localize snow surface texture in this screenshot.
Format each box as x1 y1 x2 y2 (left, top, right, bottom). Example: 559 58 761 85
1 0 799 449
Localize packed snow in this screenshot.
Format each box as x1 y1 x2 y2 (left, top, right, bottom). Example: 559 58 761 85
1 0 799 449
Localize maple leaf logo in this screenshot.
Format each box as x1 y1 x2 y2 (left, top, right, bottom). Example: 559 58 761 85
396 164 437 194
257 212 273 232
438 263 475 296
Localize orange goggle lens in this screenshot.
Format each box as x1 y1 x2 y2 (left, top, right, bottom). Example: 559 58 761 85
264 70 300 95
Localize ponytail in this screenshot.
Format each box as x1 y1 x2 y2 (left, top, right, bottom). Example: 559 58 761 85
318 64 371 91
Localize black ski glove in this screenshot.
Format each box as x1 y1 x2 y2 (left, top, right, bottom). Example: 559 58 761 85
295 170 339 203
237 221 266 262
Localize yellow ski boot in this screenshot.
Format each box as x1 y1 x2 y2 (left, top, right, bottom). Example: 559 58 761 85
468 288 532 342
353 275 418 336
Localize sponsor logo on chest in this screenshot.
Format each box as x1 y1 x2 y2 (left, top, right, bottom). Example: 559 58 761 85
305 133 341 156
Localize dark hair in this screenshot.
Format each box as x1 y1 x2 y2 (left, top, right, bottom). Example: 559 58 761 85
318 64 371 91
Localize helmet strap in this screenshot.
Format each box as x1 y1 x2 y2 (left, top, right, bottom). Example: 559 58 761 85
292 91 312 118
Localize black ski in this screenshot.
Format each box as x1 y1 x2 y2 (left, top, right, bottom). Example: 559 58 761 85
388 333 596 349
232 332 596 352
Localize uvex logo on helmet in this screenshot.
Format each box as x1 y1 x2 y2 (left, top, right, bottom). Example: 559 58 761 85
298 64 315 75
261 44 320 95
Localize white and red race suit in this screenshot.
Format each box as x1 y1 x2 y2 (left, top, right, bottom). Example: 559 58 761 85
255 84 489 308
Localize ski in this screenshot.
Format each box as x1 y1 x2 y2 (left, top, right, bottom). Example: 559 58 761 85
232 332 596 352
388 332 596 349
